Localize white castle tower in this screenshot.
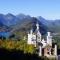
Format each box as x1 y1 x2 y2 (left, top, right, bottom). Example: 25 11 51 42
41 39 47 48
39 44 42 56
47 32 52 46
54 44 57 56
27 22 41 47
36 22 41 42
36 22 42 56
27 29 33 44
27 29 36 47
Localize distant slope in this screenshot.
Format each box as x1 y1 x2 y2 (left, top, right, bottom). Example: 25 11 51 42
11 17 47 35
37 16 60 33
0 13 60 35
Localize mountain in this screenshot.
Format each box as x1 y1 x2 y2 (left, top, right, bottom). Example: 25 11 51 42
11 17 47 35
0 13 32 27
0 13 60 38
0 13 48 38
37 16 60 33
16 13 31 20
37 16 54 27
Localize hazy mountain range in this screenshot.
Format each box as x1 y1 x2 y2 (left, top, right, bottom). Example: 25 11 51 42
0 13 60 35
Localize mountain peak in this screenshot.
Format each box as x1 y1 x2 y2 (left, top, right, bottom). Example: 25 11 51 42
5 13 15 17
37 16 46 20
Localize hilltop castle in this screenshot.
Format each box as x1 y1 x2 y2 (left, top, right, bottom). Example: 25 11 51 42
27 22 57 57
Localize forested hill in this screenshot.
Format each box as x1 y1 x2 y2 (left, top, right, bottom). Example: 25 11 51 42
0 13 60 36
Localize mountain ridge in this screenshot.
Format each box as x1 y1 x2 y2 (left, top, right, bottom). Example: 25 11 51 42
0 13 60 34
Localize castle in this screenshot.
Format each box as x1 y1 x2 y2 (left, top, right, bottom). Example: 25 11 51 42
27 22 57 57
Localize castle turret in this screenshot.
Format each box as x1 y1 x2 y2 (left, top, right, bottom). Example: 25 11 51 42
38 43 43 56
54 44 57 56
27 29 33 44
41 39 47 48
36 22 40 30
36 22 41 42
39 46 42 56
47 32 52 46
30 29 33 34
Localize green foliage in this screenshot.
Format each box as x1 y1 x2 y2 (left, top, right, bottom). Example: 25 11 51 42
53 36 60 49
24 44 36 54
0 39 36 54
15 40 36 54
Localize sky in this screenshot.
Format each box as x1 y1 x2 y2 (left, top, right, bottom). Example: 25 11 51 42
0 0 60 20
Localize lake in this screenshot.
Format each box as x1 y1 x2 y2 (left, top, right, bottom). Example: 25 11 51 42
0 31 11 38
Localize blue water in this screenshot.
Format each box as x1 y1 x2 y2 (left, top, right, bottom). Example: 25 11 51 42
0 32 11 38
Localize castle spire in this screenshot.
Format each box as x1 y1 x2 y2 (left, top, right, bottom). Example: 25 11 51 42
47 32 52 46
36 22 39 30
36 22 41 42
30 29 33 34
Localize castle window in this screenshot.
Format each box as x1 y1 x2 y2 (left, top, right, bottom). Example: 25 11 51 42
47 48 51 52
47 48 50 51
47 52 49 54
